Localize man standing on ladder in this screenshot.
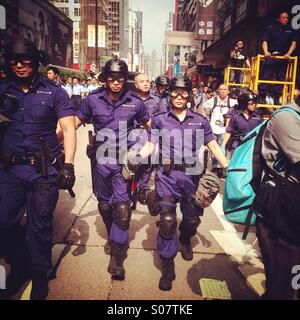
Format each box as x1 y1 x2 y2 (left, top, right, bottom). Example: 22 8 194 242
259 10 297 105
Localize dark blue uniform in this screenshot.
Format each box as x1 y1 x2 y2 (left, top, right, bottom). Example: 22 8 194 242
77 88 150 246
150 109 214 259
0 76 74 272
260 23 297 99
226 110 263 150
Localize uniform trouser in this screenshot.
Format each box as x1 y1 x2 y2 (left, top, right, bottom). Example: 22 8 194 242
156 168 203 259
0 165 59 272
259 59 288 98
256 218 300 300
212 133 224 169
71 95 81 111
93 161 131 246
137 165 153 192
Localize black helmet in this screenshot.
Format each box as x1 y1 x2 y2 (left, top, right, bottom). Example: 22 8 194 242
102 58 128 80
238 89 258 109
155 76 169 87
169 76 192 93
5 37 49 66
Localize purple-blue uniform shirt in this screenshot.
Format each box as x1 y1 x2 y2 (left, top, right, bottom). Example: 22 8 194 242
150 108 214 164
142 92 167 119
0 76 74 156
226 110 263 141
76 88 150 149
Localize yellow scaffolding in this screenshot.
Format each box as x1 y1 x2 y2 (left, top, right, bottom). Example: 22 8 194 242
224 66 251 88
250 54 298 109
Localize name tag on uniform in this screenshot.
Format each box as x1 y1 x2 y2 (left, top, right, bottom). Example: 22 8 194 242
122 104 135 108
188 122 202 126
36 90 52 95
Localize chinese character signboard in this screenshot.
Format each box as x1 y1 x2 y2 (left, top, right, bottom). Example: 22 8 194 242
195 0 217 41
88 25 106 48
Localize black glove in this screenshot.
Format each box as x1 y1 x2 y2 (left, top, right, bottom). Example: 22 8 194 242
59 163 76 190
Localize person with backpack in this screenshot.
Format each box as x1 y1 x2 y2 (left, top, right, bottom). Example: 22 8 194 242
221 90 263 153
255 95 300 300
223 94 300 300
202 84 237 177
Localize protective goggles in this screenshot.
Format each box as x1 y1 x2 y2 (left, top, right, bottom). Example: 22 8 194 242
107 76 126 83
170 89 190 99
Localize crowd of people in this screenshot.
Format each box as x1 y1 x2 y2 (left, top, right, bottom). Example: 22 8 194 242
0 8 299 301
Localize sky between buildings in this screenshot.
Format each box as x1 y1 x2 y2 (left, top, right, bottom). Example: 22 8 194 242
130 0 175 58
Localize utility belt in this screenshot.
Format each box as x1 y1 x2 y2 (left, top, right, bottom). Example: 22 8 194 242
0 150 64 177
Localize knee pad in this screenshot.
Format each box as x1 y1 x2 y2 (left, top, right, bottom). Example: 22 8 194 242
146 190 160 217
97 200 112 220
158 212 177 240
113 202 132 230
179 216 201 236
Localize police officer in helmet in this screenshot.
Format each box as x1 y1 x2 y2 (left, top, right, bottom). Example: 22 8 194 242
73 58 151 281
135 76 228 291
221 89 263 153
154 76 170 111
0 37 76 300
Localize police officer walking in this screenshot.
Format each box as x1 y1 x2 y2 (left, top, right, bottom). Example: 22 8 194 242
135 76 228 291
134 73 166 205
221 90 263 153
74 59 151 281
260 10 297 105
135 73 166 118
0 37 76 300
152 76 170 111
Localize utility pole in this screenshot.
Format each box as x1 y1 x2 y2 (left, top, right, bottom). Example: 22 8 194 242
95 0 99 69
131 26 134 72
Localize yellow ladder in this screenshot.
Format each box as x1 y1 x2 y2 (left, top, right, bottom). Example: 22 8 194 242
224 66 251 88
250 54 298 109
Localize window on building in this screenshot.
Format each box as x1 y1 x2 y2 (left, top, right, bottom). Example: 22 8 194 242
74 8 80 16
74 32 79 40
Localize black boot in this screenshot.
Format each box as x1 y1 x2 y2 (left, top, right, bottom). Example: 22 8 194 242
104 240 111 255
138 189 147 205
159 258 175 291
30 271 48 300
108 242 126 281
179 236 193 261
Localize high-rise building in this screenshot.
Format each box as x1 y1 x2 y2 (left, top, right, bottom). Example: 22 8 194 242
134 10 143 54
174 0 185 31
79 0 121 71
49 0 81 67
107 0 120 53
177 0 197 32
119 0 130 59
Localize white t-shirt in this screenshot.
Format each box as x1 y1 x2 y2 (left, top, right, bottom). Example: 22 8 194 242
203 96 237 135
88 84 99 93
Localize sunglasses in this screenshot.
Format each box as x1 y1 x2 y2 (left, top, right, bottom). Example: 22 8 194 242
170 90 189 99
107 77 125 83
9 59 33 67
